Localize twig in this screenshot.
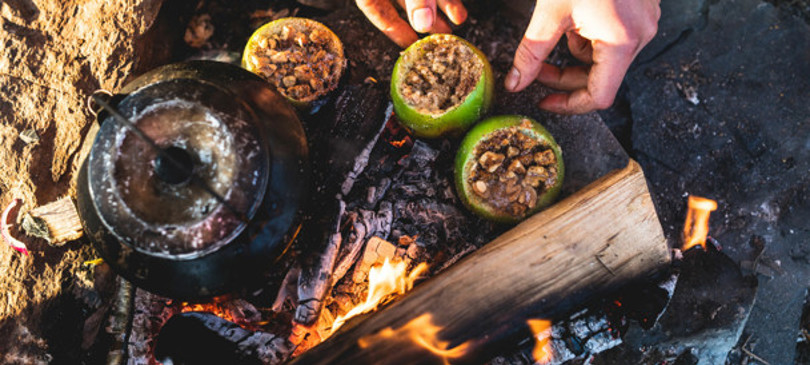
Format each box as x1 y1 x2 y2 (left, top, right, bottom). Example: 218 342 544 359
740 335 770 365
741 346 770 365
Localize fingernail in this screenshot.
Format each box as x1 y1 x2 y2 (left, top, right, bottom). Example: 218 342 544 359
505 67 521 91
412 8 433 33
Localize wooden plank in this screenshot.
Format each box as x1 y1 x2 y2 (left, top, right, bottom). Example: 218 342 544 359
289 159 671 365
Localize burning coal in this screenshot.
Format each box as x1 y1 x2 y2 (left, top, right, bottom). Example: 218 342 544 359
682 195 718 251
527 319 553 364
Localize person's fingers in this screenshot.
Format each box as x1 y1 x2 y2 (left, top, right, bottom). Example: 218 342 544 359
437 0 467 25
539 43 633 114
356 0 418 47
404 0 438 33
535 64 589 91
505 3 569 92
431 16 453 33
566 31 593 64
396 0 452 33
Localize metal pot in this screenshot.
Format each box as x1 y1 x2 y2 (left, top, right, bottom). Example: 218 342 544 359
77 61 309 299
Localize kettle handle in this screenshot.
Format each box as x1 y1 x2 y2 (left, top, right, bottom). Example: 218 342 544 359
86 89 114 125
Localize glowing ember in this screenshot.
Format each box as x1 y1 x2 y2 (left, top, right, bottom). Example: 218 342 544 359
389 136 412 148
331 258 428 335
527 319 553 364
358 313 470 364
180 300 236 323
682 195 718 251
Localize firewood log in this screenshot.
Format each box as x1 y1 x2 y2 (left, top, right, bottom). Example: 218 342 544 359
20 196 83 246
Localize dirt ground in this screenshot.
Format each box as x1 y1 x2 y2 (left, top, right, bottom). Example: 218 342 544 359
0 0 179 362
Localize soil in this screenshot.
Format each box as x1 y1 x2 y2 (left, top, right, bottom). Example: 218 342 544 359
398 35 483 114
0 0 182 362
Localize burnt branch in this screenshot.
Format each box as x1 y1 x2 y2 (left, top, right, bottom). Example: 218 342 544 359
293 82 393 326
155 312 293 365
296 200 345 325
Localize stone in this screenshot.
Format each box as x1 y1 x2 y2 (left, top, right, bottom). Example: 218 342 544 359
0 0 176 362
603 0 810 362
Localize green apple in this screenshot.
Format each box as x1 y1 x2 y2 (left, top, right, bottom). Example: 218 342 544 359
391 34 494 138
242 17 345 108
455 115 564 223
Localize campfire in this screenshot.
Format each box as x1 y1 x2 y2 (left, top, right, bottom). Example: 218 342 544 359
4 1 785 364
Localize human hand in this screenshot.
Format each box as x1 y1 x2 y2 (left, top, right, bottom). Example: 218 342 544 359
356 0 468 48
504 0 660 114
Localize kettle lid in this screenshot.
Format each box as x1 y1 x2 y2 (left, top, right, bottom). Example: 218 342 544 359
87 78 269 260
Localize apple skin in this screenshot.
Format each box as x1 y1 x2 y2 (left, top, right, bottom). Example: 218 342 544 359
391 34 494 138
454 115 565 224
242 17 345 108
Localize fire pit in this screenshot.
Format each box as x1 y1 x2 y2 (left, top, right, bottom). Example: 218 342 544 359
89 56 671 364
4 0 808 364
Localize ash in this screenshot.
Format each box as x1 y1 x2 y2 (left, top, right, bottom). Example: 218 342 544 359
347 136 499 266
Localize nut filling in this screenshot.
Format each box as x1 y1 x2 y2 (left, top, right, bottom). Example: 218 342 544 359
247 23 342 101
468 120 559 217
399 35 483 114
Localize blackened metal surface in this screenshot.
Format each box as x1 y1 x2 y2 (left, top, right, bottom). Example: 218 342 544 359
77 61 309 300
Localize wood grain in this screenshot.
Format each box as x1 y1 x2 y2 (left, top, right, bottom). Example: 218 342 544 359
21 196 83 246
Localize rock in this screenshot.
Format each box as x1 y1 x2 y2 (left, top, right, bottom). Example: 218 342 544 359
621 248 757 365
608 0 810 362
0 0 176 362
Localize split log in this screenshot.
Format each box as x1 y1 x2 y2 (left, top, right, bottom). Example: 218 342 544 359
290 160 671 365
21 196 83 246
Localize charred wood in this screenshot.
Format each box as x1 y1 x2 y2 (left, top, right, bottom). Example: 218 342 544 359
127 289 178 365
295 199 344 325
154 312 293 365
272 267 301 313
331 212 367 284
293 82 392 326
302 82 392 199
105 276 134 365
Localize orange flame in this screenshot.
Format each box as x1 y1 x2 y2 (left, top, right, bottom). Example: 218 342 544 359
527 319 553 364
389 136 411 148
358 313 470 364
682 195 718 251
180 301 235 323
331 258 428 335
